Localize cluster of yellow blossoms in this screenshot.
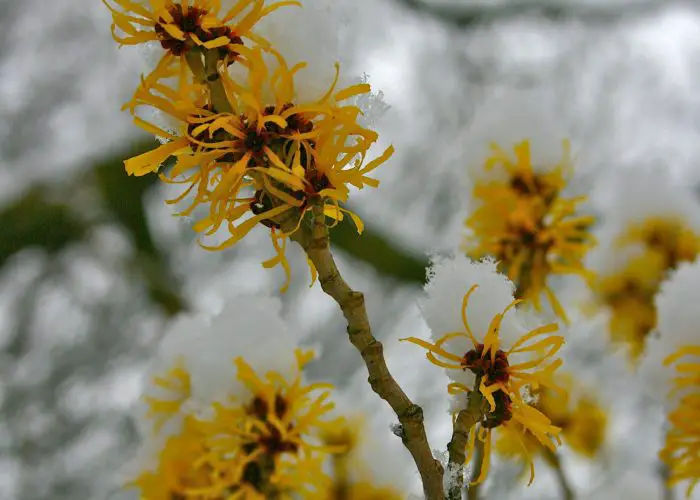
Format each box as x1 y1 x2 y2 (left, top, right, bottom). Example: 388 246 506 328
404 283 565 484
464 140 595 322
133 347 412 499
134 349 339 499
593 217 700 360
106 0 393 289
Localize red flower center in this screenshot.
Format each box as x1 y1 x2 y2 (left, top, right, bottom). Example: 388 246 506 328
154 4 244 61
461 343 510 385
482 390 513 429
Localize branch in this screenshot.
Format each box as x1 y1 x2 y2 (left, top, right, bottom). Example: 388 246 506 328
204 49 233 114
391 0 679 28
446 384 486 500
185 48 232 114
284 203 445 500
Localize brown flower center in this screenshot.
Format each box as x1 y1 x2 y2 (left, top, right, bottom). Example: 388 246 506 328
245 394 298 455
154 5 207 56
509 173 558 205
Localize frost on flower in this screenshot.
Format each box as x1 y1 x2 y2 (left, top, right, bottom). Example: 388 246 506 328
460 91 595 322
403 255 565 485
127 295 340 499
589 166 700 361
107 0 394 291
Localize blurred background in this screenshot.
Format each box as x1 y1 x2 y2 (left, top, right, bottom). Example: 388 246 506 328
2 0 700 498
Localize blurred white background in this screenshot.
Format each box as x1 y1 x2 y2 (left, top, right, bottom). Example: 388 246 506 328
2 0 700 498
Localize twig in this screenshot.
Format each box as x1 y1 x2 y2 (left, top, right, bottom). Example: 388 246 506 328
285 202 445 500
446 382 486 500
203 49 233 114
185 49 232 114
542 447 574 500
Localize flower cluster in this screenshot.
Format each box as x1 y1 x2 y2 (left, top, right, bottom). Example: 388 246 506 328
106 0 393 289
594 219 699 359
589 167 700 360
127 296 340 499
463 137 595 322
403 256 565 484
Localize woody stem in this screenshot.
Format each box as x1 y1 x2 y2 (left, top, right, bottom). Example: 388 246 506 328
185 49 232 114
446 377 486 500
203 49 233 113
282 201 445 500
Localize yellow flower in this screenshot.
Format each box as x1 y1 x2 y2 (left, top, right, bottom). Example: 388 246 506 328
619 217 700 268
660 346 700 498
496 374 607 465
564 395 607 457
133 416 219 499
104 0 297 87
144 360 192 433
133 349 339 498
464 139 595 322
402 284 564 484
123 45 393 289
593 253 664 359
592 217 700 359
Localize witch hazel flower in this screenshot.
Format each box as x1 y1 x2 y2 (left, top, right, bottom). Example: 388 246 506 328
460 90 595 323
588 166 700 361
402 255 565 485
127 294 341 499
637 260 700 497
104 0 297 89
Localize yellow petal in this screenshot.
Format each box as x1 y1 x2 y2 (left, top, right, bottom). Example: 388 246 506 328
124 139 188 176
